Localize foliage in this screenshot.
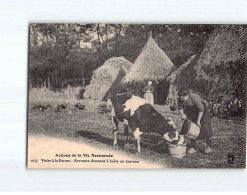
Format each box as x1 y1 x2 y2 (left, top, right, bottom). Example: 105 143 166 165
29 24 216 89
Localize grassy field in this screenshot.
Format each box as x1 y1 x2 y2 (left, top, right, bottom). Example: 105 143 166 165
28 99 246 168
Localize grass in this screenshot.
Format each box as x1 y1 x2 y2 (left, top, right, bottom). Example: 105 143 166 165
28 100 246 168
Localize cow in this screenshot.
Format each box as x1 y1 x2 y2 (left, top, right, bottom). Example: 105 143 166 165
108 92 179 154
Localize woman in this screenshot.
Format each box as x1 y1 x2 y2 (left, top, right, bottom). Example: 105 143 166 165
143 81 154 105
177 89 213 154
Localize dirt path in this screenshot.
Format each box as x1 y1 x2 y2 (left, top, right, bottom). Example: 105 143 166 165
28 135 164 169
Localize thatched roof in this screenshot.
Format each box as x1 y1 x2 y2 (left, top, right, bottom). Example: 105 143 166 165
167 54 197 84
83 57 132 100
196 25 247 72
93 57 131 79
166 54 201 106
102 66 127 101
195 25 247 100
123 33 176 83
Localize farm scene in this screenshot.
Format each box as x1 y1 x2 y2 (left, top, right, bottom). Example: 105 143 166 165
28 24 246 168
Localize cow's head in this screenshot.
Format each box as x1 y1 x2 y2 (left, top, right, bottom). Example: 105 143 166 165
162 117 179 142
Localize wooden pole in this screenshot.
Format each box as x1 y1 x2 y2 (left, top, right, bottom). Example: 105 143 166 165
82 78 85 87
67 84 71 94
42 86 45 99
55 69 58 84
44 80 47 89
47 75 50 89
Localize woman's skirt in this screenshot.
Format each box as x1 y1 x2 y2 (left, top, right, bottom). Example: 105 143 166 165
144 92 154 105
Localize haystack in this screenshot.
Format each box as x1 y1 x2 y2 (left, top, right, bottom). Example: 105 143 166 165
102 66 128 101
83 57 132 101
195 25 247 102
123 32 176 104
166 54 202 106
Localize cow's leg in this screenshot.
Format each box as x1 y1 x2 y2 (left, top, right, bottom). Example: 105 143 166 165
123 119 129 150
129 118 142 154
113 130 118 149
112 116 119 148
133 128 143 154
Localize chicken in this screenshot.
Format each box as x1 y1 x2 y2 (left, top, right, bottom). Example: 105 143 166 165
32 104 41 110
56 102 67 111
32 104 52 111
74 103 85 110
40 104 53 111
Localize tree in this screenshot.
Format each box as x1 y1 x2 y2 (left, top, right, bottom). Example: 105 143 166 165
28 23 217 90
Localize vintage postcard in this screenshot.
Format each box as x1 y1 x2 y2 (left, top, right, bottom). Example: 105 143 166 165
27 24 246 168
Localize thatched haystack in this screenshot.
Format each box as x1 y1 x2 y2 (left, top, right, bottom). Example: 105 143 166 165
166 54 202 106
83 57 132 101
124 33 176 82
102 66 128 101
123 32 176 104
195 25 247 103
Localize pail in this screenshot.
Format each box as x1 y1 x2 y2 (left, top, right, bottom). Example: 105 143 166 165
168 143 186 158
184 119 200 139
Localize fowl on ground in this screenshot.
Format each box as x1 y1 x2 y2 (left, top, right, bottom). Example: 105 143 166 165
32 104 52 111
74 103 85 110
56 103 67 111
31 104 41 110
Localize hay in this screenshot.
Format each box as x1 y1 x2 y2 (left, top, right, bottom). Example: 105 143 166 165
83 57 132 100
166 54 200 106
167 55 197 84
122 33 176 104
166 25 247 105
102 66 128 101
195 25 247 101
196 25 247 71
123 33 176 83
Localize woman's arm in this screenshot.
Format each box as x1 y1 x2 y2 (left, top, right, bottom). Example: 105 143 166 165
143 86 147 92
178 109 187 120
177 98 186 119
197 112 203 127
192 95 204 127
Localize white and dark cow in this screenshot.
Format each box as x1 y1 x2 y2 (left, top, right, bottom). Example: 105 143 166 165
108 92 179 154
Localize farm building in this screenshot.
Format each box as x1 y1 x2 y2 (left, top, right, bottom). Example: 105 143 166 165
83 57 132 101
123 32 177 104
195 25 247 103
166 54 202 106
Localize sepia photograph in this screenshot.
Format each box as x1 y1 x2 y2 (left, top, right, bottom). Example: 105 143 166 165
27 24 246 169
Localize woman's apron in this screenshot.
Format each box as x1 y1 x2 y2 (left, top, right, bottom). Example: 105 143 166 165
144 92 154 105
182 101 213 140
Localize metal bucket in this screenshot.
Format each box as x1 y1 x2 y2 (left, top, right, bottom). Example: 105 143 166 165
184 119 200 139
168 143 186 158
